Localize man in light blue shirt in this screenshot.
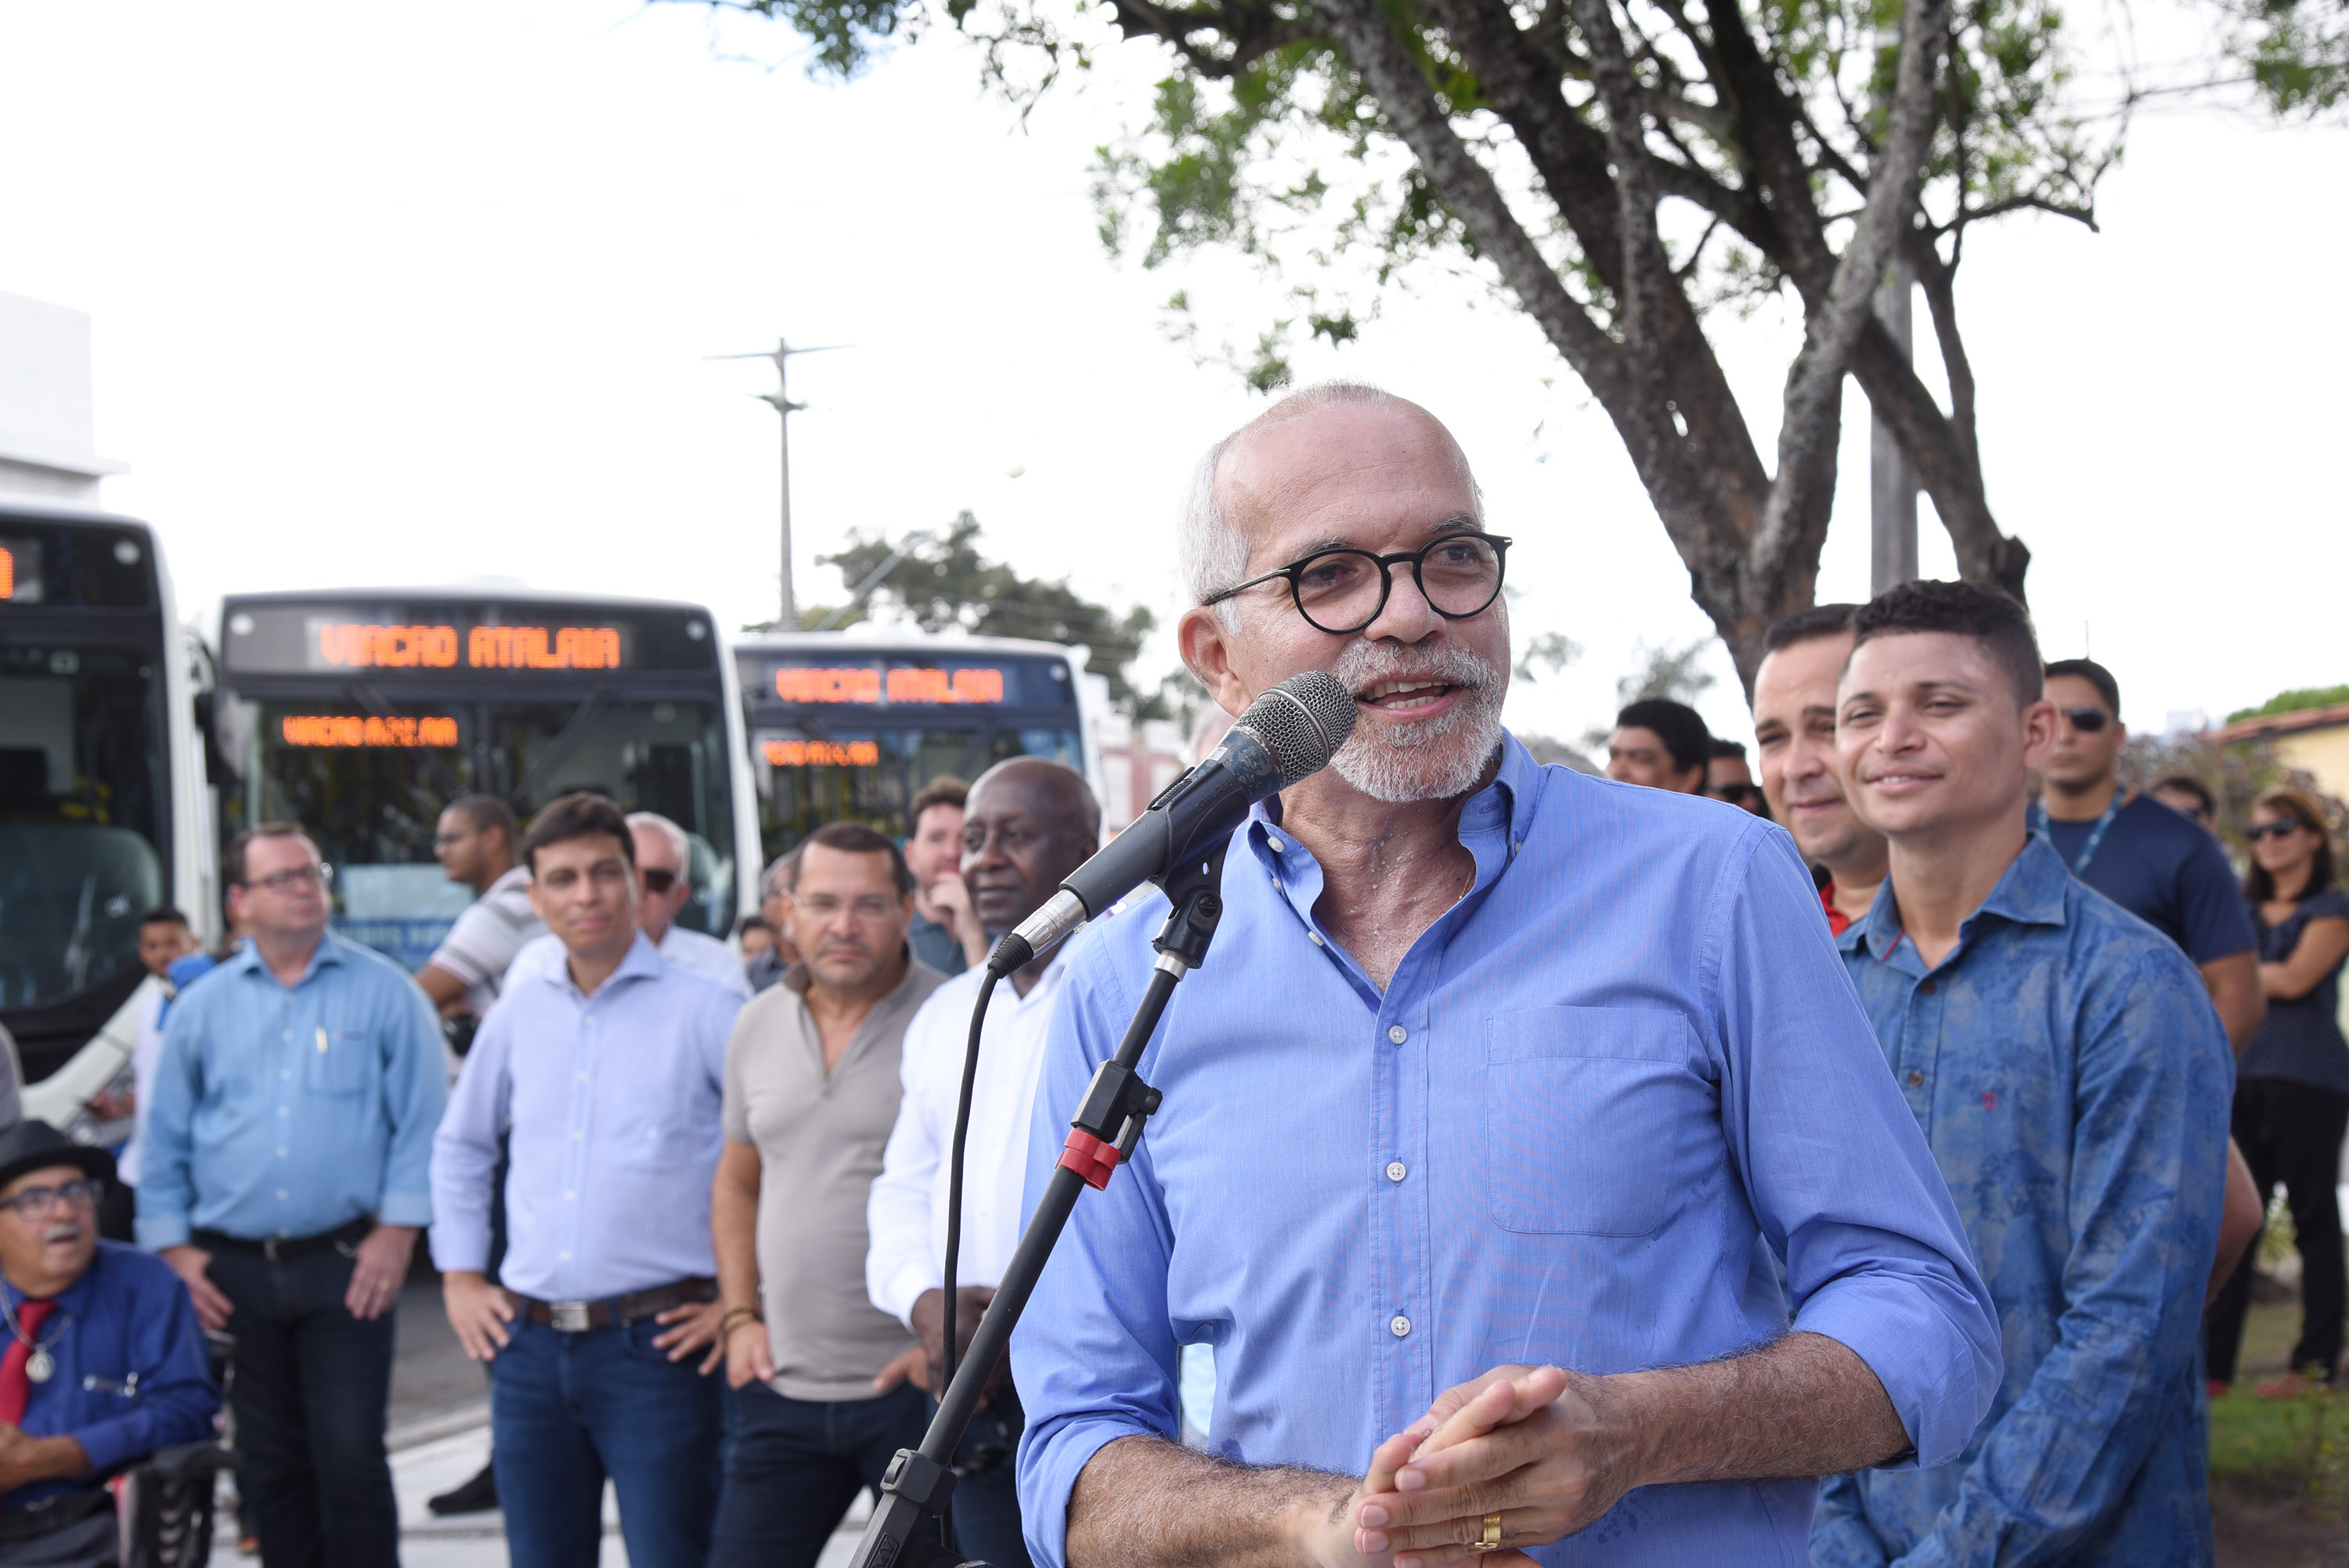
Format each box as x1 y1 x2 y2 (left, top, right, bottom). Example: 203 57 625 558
431 791 743 1568
1011 384 2001 1567
139 822 446 1568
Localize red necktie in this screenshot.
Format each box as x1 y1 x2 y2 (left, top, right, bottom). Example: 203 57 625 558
0 1300 56 1427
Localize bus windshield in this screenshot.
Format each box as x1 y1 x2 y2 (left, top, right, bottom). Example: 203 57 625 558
738 640 1093 861
0 643 165 1007
219 596 743 971
1 512 171 1025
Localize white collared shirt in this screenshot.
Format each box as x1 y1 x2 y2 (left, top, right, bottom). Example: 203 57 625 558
866 949 1070 1328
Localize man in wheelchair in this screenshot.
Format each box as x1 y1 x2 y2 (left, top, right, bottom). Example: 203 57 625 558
0 1122 218 1566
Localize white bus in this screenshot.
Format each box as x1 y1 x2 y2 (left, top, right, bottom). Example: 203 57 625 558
0 503 216 1133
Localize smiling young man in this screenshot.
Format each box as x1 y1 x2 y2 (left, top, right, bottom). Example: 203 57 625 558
430 792 745 1568
1751 605 1887 934
867 757 1103 1567
1010 384 1998 1568
1817 581 2234 1566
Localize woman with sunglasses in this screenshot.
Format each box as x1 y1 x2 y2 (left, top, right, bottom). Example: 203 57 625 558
2206 787 2349 1397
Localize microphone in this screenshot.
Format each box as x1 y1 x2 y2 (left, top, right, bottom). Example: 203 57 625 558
987 671 1358 976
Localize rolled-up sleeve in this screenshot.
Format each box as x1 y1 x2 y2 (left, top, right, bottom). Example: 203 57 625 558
1707 827 2001 1469
1010 949 1180 1568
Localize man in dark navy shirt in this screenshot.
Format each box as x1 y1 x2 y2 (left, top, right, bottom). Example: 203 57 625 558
2037 658 2264 1047
0 1120 218 1565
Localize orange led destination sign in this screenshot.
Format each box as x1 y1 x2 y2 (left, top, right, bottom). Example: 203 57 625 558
763 739 882 767
773 666 1005 705
282 715 460 748
0 545 14 600
315 623 622 671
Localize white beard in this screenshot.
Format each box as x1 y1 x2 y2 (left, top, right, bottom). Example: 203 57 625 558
1327 641 1507 804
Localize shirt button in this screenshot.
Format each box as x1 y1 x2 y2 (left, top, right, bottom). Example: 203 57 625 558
276 1189 288 1200
1308 932 1325 947
277 1148 288 1158
1268 836 1285 853
281 1070 291 1080
1389 1314 1412 1338
1920 980 1938 995
1387 1025 1408 1045
1386 1161 1407 1183
1907 1072 1924 1087
278 1108 289 1117
564 1191 576 1201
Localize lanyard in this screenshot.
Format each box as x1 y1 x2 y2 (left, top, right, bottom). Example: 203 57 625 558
2032 796 2122 876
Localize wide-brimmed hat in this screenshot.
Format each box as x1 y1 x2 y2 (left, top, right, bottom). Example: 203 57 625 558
0 1121 114 1198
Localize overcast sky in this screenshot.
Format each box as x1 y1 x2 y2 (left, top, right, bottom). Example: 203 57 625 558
2 0 2342 751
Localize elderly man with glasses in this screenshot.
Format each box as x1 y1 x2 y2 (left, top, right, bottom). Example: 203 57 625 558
0 1120 218 1566
139 824 446 1568
1010 383 2002 1568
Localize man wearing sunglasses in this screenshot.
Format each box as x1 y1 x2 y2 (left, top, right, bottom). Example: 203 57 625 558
0 1120 218 1566
2037 659 2264 1051
1012 383 1997 1568
139 824 447 1568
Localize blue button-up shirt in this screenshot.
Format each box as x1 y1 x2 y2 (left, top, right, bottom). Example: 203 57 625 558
430 932 743 1302
1817 834 2232 1566
5 1242 220 1511
138 933 446 1248
1012 736 2000 1566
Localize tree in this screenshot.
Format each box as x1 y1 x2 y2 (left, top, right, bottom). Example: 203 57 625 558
807 510 1164 712
690 0 2333 690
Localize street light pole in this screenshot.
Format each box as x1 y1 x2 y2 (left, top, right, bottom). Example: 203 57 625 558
709 337 846 632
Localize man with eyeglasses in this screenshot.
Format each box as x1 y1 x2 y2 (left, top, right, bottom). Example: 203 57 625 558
2037 659 2265 1050
138 823 447 1568
0 1120 218 1566
1012 383 1997 1568
707 822 944 1567
431 791 745 1568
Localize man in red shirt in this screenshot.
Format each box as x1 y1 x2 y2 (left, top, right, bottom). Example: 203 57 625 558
1752 605 1886 934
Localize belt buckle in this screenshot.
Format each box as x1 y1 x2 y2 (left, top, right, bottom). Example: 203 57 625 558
262 1237 285 1263
549 1300 592 1333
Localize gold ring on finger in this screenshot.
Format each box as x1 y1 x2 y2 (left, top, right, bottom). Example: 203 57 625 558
1476 1512 1503 1552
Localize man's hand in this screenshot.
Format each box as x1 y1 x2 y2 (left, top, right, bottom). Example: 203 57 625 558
874 1342 929 1394
929 878 990 967
160 1245 234 1331
1351 1365 1643 1568
442 1271 514 1362
910 1285 1009 1405
724 1316 776 1390
653 1298 728 1375
344 1224 417 1321
0 1424 89 1491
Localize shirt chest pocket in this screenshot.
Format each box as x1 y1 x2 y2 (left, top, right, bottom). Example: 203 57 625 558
1479 1007 1707 1238
304 1029 377 1097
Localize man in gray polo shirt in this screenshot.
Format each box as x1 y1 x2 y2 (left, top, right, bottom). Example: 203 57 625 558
709 821 946 1567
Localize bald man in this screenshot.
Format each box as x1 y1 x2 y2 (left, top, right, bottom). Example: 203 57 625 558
867 758 1102 1567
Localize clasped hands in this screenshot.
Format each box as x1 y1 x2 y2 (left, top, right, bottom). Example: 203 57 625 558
1304 1364 1648 1568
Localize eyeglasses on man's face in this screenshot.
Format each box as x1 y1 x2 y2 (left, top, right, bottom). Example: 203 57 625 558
640 867 682 896
0 1178 103 1220
244 863 333 894
1200 530 1512 636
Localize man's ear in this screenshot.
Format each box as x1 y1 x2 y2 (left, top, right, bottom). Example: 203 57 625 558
2019 697 2062 773
1177 605 1254 719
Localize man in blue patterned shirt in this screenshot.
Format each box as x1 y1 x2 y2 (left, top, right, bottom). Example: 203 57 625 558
1817 581 2233 1564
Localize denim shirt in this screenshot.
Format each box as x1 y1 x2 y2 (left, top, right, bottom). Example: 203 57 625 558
1012 736 2000 1567
1819 834 2232 1566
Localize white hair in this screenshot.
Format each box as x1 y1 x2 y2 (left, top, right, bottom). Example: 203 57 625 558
625 811 693 881
1178 381 1481 626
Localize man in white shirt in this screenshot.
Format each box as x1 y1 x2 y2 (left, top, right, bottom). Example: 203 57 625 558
867 758 1102 1568
417 795 543 1026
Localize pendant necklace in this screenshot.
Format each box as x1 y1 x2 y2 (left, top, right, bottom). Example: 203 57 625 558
2 1296 67 1383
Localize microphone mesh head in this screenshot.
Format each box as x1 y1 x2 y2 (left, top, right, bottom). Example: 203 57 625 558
1238 672 1359 787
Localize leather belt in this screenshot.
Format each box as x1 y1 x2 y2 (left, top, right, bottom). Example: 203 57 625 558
512 1278 716 1333
192 1216 373 1263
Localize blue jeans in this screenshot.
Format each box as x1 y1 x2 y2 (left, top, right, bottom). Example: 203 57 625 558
490 1314 723 1568
203 1241 397 1568
947 1384 1033 1568
709 1380 929 1568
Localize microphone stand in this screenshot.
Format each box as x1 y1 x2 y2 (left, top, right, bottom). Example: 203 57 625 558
846 839 1230 1568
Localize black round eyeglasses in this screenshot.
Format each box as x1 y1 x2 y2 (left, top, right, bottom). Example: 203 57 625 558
1200 531 1513 635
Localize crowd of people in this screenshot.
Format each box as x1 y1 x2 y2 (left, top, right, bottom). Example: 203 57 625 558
0 381 2344 1568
